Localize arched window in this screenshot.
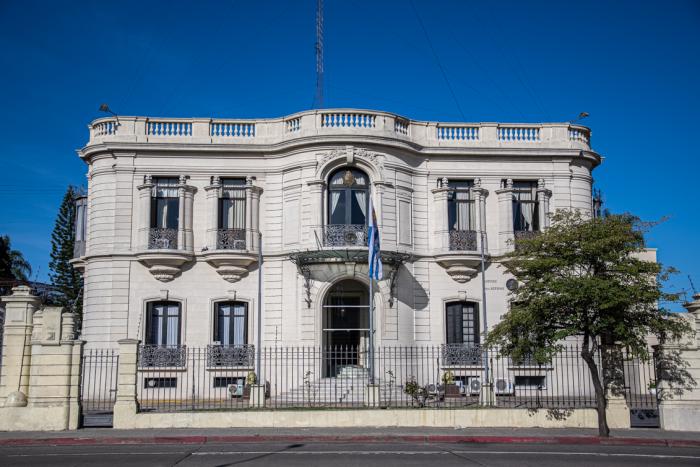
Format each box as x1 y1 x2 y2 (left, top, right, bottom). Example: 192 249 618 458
445 301 479 347
327 168 369 226
213 301 248 346
145 301 181 347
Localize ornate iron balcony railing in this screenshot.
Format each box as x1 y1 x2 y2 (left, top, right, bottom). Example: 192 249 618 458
138 345 187 368
216 228 247 250
206 344 255 367
441 344 483 366
448 229 478 251
322 224 368 247
148 228 178 250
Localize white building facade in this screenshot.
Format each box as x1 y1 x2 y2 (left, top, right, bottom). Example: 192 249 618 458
74 109 599 361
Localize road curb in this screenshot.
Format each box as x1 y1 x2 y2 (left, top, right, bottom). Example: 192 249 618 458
0 434 698 447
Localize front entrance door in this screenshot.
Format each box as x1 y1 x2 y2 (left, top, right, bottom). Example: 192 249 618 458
322 279 369 377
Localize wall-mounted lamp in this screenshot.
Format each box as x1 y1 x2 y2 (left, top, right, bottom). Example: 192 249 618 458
98 103 121 125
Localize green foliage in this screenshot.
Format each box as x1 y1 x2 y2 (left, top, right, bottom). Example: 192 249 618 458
49 186 83 323
485 210 695 436
0 235 32 285
404 376 428 407
487 210 691 357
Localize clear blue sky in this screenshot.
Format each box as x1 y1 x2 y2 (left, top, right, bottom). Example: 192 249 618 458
1 0 698 309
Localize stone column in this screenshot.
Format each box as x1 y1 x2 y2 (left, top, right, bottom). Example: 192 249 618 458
431 177 451 252
183 180 195 252
658 294 700 431
204 177 221 249
495 179 514 254
306 179 325 248
537 178 552 230
136 175 153 250
113 338 140 429
0 286 40 407
245 177 254 251
177 175 187 251
250 184 263 252
471 178 489 252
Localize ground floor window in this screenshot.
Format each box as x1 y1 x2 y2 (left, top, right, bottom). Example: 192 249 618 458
145 301 181 346
214 301 248 346
445 301 479 346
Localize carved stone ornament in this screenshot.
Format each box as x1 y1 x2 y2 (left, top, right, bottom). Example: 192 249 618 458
137 252 193 282
435 255 481 284
317 146 384 171
201 251 258 283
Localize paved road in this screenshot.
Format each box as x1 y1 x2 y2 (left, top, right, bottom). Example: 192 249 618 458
2 442 700 466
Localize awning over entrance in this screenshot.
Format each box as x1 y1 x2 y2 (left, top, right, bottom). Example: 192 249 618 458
289 249 411 268
288 249 412 309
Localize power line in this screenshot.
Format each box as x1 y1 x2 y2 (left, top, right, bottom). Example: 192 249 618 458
409 0 466 120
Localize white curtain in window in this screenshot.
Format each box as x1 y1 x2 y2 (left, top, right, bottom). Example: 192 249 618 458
354 191 367 219
233 303 246 345
330 191 341 218
166 303 179 346
330 172 345 186
159 202 168 228
454 190 474 230
518 188 535 230
353 171 366 185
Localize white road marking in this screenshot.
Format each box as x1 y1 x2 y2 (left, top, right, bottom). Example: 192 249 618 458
6 450 700 460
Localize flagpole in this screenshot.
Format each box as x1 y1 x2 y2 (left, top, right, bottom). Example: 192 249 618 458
368 276 374 384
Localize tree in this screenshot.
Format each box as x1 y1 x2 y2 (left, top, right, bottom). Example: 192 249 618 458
486 210 694 437
49 186 83 324
0 234 32 280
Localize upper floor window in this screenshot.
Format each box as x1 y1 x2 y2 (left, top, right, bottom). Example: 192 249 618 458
445 301 479 347
447 180 475 231
328 168 369 226
151 177 179 230
145 301 181 347
219 178 246 230
213 301 248 346
512 181 539 232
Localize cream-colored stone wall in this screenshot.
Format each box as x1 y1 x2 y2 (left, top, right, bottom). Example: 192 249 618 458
77 110 602 351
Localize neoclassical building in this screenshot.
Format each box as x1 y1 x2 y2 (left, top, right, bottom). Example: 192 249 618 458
73 109 599 365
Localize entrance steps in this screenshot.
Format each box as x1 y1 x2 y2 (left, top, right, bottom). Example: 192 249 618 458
272 365 407 405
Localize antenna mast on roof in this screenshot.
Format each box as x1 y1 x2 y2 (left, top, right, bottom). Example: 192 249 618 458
315 0 324 108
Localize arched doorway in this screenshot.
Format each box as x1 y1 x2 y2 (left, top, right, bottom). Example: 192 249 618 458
322 279 369 377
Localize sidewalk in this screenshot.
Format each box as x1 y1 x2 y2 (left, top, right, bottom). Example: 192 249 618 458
0 427 698 447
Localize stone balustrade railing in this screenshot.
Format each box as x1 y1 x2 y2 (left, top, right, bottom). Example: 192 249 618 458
86 109 592 150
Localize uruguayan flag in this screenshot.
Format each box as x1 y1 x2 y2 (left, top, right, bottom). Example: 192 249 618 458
368 196 383 280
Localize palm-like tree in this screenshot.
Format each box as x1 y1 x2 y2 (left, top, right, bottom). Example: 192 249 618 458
0 235 32 281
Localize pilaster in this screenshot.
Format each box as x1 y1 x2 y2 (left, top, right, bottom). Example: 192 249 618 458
136 175 153 251
306 179 325 248
431 177 451 252
537 178 552 229
495 179 514 254
204 177 221 249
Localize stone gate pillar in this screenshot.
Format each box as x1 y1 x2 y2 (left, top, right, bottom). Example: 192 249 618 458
658 294 700 431
0 285 40 407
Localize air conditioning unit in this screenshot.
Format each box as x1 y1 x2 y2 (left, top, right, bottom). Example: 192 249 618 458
495 379 514 395
469 377 482 395
227 378 245 398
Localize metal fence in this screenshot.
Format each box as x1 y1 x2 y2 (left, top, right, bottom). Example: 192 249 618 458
133 344 658 413
80 349 119 427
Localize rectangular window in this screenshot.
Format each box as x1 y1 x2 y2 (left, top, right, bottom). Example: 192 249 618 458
512 181 539 232
514 375 546 388
447 180 475 231
445 302 479 346
219 178 246 229
214 302 248 346
151 177 179 229
145 302 181 346
144 377 177 389
213 376 245 388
